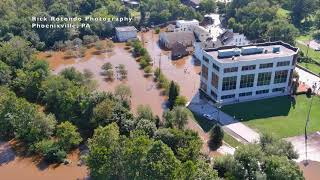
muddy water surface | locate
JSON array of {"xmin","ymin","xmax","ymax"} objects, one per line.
[{"xmin": 0, "ymin": 141, "xmax": 88, "ymax": 180}]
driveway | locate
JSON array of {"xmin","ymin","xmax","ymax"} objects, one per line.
[
  {"xmin": 188, "ymin": 93, "xmax": 260, "ymax": 143},
  {"xmin": 295, "ymin": 67, "xmax": 320, "ymax": 90},
  {"xmin": 286, "ymin": 132, "xmax": 320, "ymax": 163}
]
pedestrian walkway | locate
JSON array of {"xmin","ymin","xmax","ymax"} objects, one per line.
[
  {"xmin": 188, "ymin": 93, "xmax": 260, "ymax": 143},
  {"xmin": 295, "ymin": 67, "xmax": 320, "ymax": 94}
]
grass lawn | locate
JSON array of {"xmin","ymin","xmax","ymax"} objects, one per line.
[
  {"xmin": 296, "ymin": 42, "xmax": 320, "ymax": 62},
  {"xmin": 222, "ymin": 95, "xmax": 320, "ymax": 138},
  {"xmin": 298, "ymin": 62, "xmax": 320, "ymax": 74},
  {"xmin": 188, "ymin": 110, "xmax": 243, "ymax": 148},
  {"xmin": 188, "ymin": 110, "xmax": 216, "ymax": 132},
  {"xmin": 224, "ymin": 133, "xmax": 242, "ymax": 148},
  {"xmin": 296, "ymin": 34, "xmax": 313, "ymax": 42}
]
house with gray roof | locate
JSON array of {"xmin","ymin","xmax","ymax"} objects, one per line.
[
  {"xmin": 115, "ymin": 26, "xmax": 138, "ymax": 42},
  {"xmin": 159, "ymin": 31, "xmax": 196, "ymax": 50}
]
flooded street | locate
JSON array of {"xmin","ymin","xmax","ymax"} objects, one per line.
[
  {"xmin": 141, "ymin": 31, "xmax": 201, "ymax": 101},
  {"xmin": 0, "ymin": 141, "xmax": 88, "ymax": 180}
]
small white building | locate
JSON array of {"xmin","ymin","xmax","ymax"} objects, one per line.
[
  {"xmin": 175, "ymin": 19, "xmax": 199, "ymax": 32},
  {"xmin": 218, "ymin": 29, "xmax": 250, "ymax": 46},
  {"xmin": 204, "ymin": 14, "xmax": 221, "ymax": 27},
  {"xmin": 198, "ymin": 42, "xmax": 299, "ymax": 104},
  {"xmin": 115, "ymin": 26, "xmax": 137, "ymax": 42}
]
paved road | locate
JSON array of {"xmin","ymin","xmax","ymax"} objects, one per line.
[
  {"xmin": 286, "ymin": 132, "xmax": 320, "ymax": 163},
  {"xmin": 188, "ymin": 93, "xmax": 260, "ymax": 143},
  {"xmin": 295, "ymin": 67, "xmax": 320, "ymax": 90}
]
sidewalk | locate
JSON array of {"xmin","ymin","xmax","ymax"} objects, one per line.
[{"xmin": 188, "ymin": 94, "xmax": 260, "ymax": 143}]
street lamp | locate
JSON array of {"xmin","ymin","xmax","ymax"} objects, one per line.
[
  {"xmin": 215, "ymin": 100, "xmax": 223, "ymax": 123},
  {"xmin": 304, "ymin": 81, "xmax": 320, "ymax": 165}
]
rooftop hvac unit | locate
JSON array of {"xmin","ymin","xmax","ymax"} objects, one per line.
[
  {"xmin": 241, "ymin": 46, "xmax": 264, "ymax": 55},
  {"xmin": 218, "ymin": 49, "xmax": 241, "ymax": 58},
  {"xmin": 273, "ymin": 46, "xmax": 280, "ymax": 53}
]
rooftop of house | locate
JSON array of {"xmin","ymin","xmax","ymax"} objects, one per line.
[
  {"xmin": 160, "ymin": 31, "xmax": 195, "ymax": 47},
  {"xmin": 204, "ymin": 41, "xmax": 298, "ymax": 63},
  {"xmin": 115, "ymin": 26, "xmax": 137, "ymax": 32}
]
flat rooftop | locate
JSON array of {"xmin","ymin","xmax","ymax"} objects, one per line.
[
  {"xmin": 205, "ymin": 41, "xmax": 298, "ymax": 63},
  {"xmin": 115, "ymin": 26, "xmax": 137, "ymax": 32}
]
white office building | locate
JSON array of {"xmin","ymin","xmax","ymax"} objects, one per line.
[
  {"xmin": 115, "ymin": 26, "xmax": 137, "ymax": 42},
  {"xmin": 198, "ymin": 42, "xmax": 299, "ymax": 104}
]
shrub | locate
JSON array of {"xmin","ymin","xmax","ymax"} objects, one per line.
[
  {"xmin": 35, "ymin": 139, "xmax": 67, "ymax": 163},
  {"xmin": 102, "ymin": 62, "xmax": 113, "ymax": 70},
  {"xmin": 155, "ymin": 27, "xmax": 160, "ymax": 34},
  {"xmin": 209, "ymin": 125, "xmax": 224, "ymax": 150},
  {"xmin": 144, "ymin": 66, "xmax": 153, "ymax": 74},
  {"xmin": 174, "ymin": 96, "xmax": 188, "ymax": 107}
]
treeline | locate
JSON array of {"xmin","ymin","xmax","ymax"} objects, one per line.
[
  {"xmin": 226, "ymin": 0, "xmax": 299, "ymax": 45},
  {"xmin": 0, "ymin": 0, "xmax": 202, "ymax": 50}
]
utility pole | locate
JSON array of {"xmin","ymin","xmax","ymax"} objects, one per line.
[
  {"xmin": 159, "ymin": 53, "xmax": 162, "ymax": 74},
  {"xmin": 304, "ymin": 82, "xmax": 319, "ymax": 165}
]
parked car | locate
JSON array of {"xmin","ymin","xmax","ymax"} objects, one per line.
[
  {"xmin": 315, "ymin": 47, "xmax": 320, "ymax": 51},
  {"xmin": 203, "ymin": 113, "xmax": 215, "ymax": 120}
]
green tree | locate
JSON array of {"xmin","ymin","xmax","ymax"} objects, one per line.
[
  {"xmin": 86, "ymin": 123, "xmax": 123, "ymax": 179},
  {"xmin": 56, "ymin": 121, "xmax": 82, "ymax": 151},
  {"xmin": 199, "ymin": 0, "xmax": 217, "ymax": 14},
  {"xmin": 136, "ymin": 104, "xmax": 154, "ymax": 121},
  {"xmin": 213, "ymin": 154, "xmax": 246, "ymax": 179},
  {"xmin": 168, "ymin": 81, "xmax": 180, "ymax": 109},
  {"xmin": 123, "ymin": 135, "xmax": 153, "ymax": 179},
  {"xmin": 179, "ymin": 160, "xmax": 219, "ymax": 180},
  {"xmin": 0, "ymin": 36, "xmax": 33, "ymax": 69},
  {"xmin": 265, "ymin": 20, "xmax": 298, "ymax": 45},
  {"xmin": 91, "ymin": 99, "xmax": 116, "ymax": 127},
  {"xmin": 60, "ymin": 67, "xmax": 85, "ymax": 85},
  {"xmin": 141, "ymin": 141, "xmax": 181, "ymax": 180},
  {"xmin": 155, "ymin": 128, "xmax": 202, "ymax": 162},
  {"xmin": 174, "ymin": 96, "xmax": 188, "ymax": 107},
  {"xmin": 208, "ymin": 124, "xmax": 224, "ymax": 150},
  {"xmin": 234, "ymin": 144, "xmax": 264, "ymax": 180},
  {"xmin": 114, "ymin": 84, "xmax": 132, "ymax": 101},
  {"xmin": 34, "ymin": 139, "xmax": 67, "ymax": 163},
  {"xmin": 135, "ymin": 119, "xmax": 157, "ymax": 137},
  {"xmin": 264, "ymin": 156, "xmax": 304, "ymax": 180},
  {"xmin": 0, "ymin": 60, "xmax": 11, "ymax": 85}
]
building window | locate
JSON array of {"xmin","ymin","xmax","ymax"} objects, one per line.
[
  {"xmin": 211, "ymin": 72, "xmax": 219, "ymax": 88},
  {"xmin": 222, "ymin": 76, "xmax": 237, "ymax": 91},
  {"xmin": 240, "ymin": 74, "xmax": 255, "ymax": 88},
  {"xmin": 202, "ymin": 65, "xmax": 208, "ymax": 80},
  {"xmin": 259, "ymin": 63, "xmax": 273, "ymax": 69},
  {"xmin": 272, "ymin": 87, "xmax": 285, "ymax": 92},
  {"xmin": 277, "ymin": 61, "xmax": 290, "ymax": 67},
  {"xmin": 221, "ymin": 94, "xmax": 235, "ymax": 99},
  {"xmin": 203, "ymin": 56, "xmax": 210, "ymax": 63},
  {"xmin": 257, "ymin": 72, "xmax": 272, "ymax": 86},
  {"xmin": 239, "ymin": 92, "xmax": 252, "ymax": 97},
  {"xmin": 224, "ymin": 67, "xmax": 238, "ymax": 73},
  {"xmin": 256, "ymin": 89, "xmax": 269, "ymax": 95},
  {"xmin": 242, "ymin": 65, "xmax": 256, "ymax": 71},
  {"xmin": 212, "ymin": 63, "xmax": 220, "ymax": 72},
  {"xmin": 274, "ymin": 70, "xmax": 288, "ymax": 84},
  {"xmin": 200, "ymin": 81, "xmax": 207, "ymax": 92},
  {"xmin": 211, "ymin": 90, "xmax": 217, "ymax": 99}
]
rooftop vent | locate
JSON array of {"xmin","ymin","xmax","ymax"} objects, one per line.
[
  {"xmin": 241, "ymin": 46, "xmax": 264, "ymax": 55},
  {"xmin": 218, "ymin": 49, "xmax": 241, "ymax": 58},
  {"xmin": 273, "ymin": 46, "xmax": 280, "ymax": 53}
]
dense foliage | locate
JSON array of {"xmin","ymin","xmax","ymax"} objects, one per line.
[{"xmin": 213, "ymin": 133, "xmax": 303, "ymax": 180}]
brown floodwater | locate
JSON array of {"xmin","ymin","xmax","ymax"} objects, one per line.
[
  {"xmin": 51, "ymin": 43, "xmax": 167, "ymax": 117},
  {"xmin": 0, "ymin": 141, "xmax": 88, "ymax": 180},
  {"xmin": 299, "ymin": 160, "xmax": 320, "ymax": 180},
  {"xmin": 140, "ymin": 31, "xmax": 201, "ymax": 101},
  {"xmin": 0, "ymin": 33, "xmax": 213, "ymax": 180}
]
